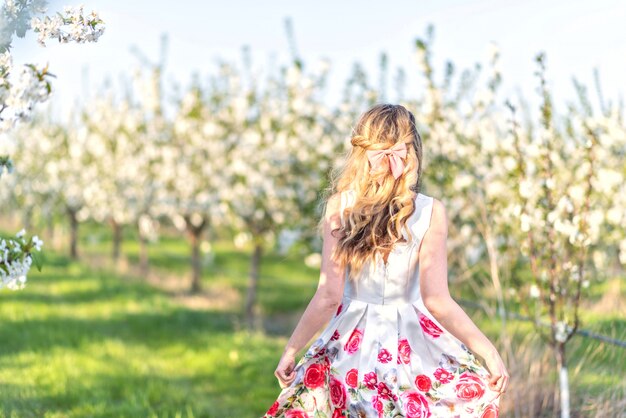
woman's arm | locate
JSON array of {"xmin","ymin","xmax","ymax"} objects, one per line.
[
  {"xmin": 418, "ymin": 199, "xmax": 497, "ymax": 358},
  {"xmin": 419, "ymin": 198, "xmax": 509, "ymax": 393},
  {"xmin": 274, "ymin": 193, "xmax": 346, "ymax": 387},
  {"xmin": 283, "ymin": 192, "xmax": 346, "ymax": 357}
]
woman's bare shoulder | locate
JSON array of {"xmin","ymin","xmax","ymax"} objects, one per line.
[
  {"xmin": 429, "ymin": 197, "xmax": 448, "ymax": 235},
  {"xmin": 324, "ymin": 191, "xmax": 343, "ymax": 220}
]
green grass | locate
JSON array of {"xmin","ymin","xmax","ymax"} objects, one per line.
[
  {"xmin": 0, "ymin": 250, "xmax": 285, "ymax": 417},
  {"xmin": 1, "ymin": 222, "xmax": 625, "ymax": 417}
]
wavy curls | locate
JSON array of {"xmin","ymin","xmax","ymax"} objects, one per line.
[{"xmin": 317, "ymin": 103, "xmax": 424, "ymax": 281}]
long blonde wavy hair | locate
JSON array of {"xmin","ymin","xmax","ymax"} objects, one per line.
[{"xmin": 318, "ymin": 103, "xmax": 424, "ymax": 281}]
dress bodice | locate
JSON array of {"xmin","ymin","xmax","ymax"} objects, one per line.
[{"xmin": 339, "ymin": 189, "xmax": 434, "ymax": 306}]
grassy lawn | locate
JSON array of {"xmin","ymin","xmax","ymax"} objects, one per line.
[
  {"xmin": 0, "ymin": 249, "xmax": 285, "ymax": 417},
  {"xmin": 1, "ymin": 223, "xmax": 624, "ymax": 417}
]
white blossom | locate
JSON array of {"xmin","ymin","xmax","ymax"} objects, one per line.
[
  {"xmin": 529, "ymin": 284, "xmax": 540, "ymax": 298},
  {"xmin": 554, "ymin": 321, "xmax": 570, "ymax": 343},
  {"xmin": 30, "ymin": 5, "xmax": 105, "ymax": 47}
]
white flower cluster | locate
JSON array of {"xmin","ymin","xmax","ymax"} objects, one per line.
[
  {"xmin": 5, "ymin": 0, "xmax": 47, "ymax": 15},
  {"xmin": 0, "ymin": 2, "xmax": 105, "ymax": 137},
  {"xmin": 0, "ymin": 228, "xmax": 43, "ymax": 291},
  {"xmin": 30, "ymin": 4, "xmax": 105, "ymax": 46},
  {"xmin": 0, "ymin": 51, "xmax": 53, "ymax": 133}
]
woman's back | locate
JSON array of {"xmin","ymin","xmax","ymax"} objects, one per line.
[{"xmin": 340, "ymin": 189, "xmax": 434, "ymax": 306}]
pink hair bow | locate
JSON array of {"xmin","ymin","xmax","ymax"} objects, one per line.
[{"xmin": 366, "ymin": 142, "xmax": 407, "ymax": 184}]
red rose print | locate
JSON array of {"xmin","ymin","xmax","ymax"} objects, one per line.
[
  {"xmin": 398, "ymin": 338, "xmax": 411, "ymax": 364},
  {"xmin": 481, "ymin": 404, "xmax": 499, "ymax": 418},
  {"xmin": 343, "ymin": 328, "xmax": 364, "ymax": 354},
  {"xmin": 401, "ymin": 391, "xmax": 431, "ymax": 418},
  {"xmin": 345, "ymin": 368, "xmax": 358, "ymax": 388},
  {"xmin": 336, "ymin": 303, "xmax": 343, "ymax": 316},
  {"xmin": 316, "ymin": 356, "xmax": 331, "ymax": 373},
  {"xmin": 415, "ymin": 374, "xmax": 432, "ymax": 392},
  {"xmin": 455, "ymin": 371, "xmax": 486, "ymax": 401},
  {"xmin": 377, "ymin": 382, "xmax": 393, "ymax": 400},
  {"xmin": 266, "ymin": 401, "xmax": 279, "ymax": 416},
  {"xmin": 329, "ymin": 376, "xmax": 347, "ymax": 408},
  {"xmin": 433, "ymin": 367, "xmax": 454, "ymax": 384},
  {"xmin": 377, "ymin": 348, "xmax": 393, "ymax": 363},
  {"xmin": 330, "ymin": 330, "xmax": 340, "ymax": 341},
  {"xmin": 363, "ymin": 371, "xmax": 378, "ymax": 390},
  {"xmin": 285, "ymin": 409, "xmax": 310, "ymax": 418},
  {"xmin": 418, "ymin": 312, "xmax": 443, "ymax": 338},
  {"xmin": 372, "ymin": 395, "xmax": 384, "ymax": 414},
  {"xmin": 303, "ymin": 363, "xmax": 326, "ymax": 389},
  {"xmin": 332, "ymin": 409, "xmax": 343, "ymax": 418}
]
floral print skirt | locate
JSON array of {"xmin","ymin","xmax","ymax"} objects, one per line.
[{"xmin": 262, "ymin": 296, "xmax": 501, "ymax": 418}]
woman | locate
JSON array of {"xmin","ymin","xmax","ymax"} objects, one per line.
[{"xmin": 263, "ymin": 104, "xmax": 508, "ymax": 418}]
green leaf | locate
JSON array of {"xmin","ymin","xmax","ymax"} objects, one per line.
[{"xmin": 31, "ymin": 251, "xmax": 43, "ymax": 272}]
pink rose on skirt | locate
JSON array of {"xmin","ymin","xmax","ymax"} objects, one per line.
[
  {"xmin": 303, "ymin": 363, "xmax": 326, "ymax": 389},
  {"xmin": 481, "ymin": 404, "xmax": 499, "ymax": 418},
  {"xmin": 266, "ymin": 401, "xmax": 279, "ymax": 416},
  {"xmin": 433, "ymin": 367, "xmax": 454, "ymax": 384},
  {"xmin": 345, "ymin": 368, "xmax": 358, "ymax": 388},
  {"xmin": 363, "ymin": 371, "xmax": 377, "ymax": 390},
  {"xmin": 285, "ymin": 409, "xmax": 310, "ymax": 418},
  {"xmin": 343, "ymin": 328, "xmax": 364, "ymax": 354},
  {"xmin": 377, "ymin": 348, "xmax": 393, "ymax": 363},
  {"xmin": 372, "ymin": 395, "xmax": 384, "ymax": 414},
  {"xmin": 418, "ymin": 312, "xmax": 443, "ymax": 338},
  {"xmin": 414, "ymin": 374, "xmax": 432, "ymax": 392},
  {"xmin": 329, "ymin": 376, "xmax": 347, "ymax": 408},
  {"xmin": 377, "ymin": 382, "xmax": 393, "ymax": 400},
  {"xmin": 455, "ymin": 371, "xmax": 486, "ymax": 401},
  {"xmin": 398, "ymin": 338, "xmax": 411, "ymax": 364},
  {"xmin": 401, "ymin": 391, "xmax": 431, "ymax": 418}
]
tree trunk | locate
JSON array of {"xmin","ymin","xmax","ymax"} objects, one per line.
[
  {"xmin": 245, "ymin": 242, "xmax": 263, "ymax": 330},
  {"xmin": 67, "ymin": 207, "xmax": 79, "ymax": 260},
  {"xmin": 185, "ymin": 216, "xmax": 207, "ymax": 294},
  {"xmin": 138, "ymin": 229, "xmax": 149, "ymax": 276},
  {"xmin": 189, "ymin": 229, "xmax": 202, "ymax": 293},
  {"xmin": 111, "ymin": 219, "xmax": 122, "ymax": 261},
  {"xmin": 555, "ymin": 343, "xmax": 570, "ymax": 418}
]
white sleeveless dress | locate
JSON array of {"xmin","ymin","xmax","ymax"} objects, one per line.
[{"xmin": 263, "ymin": 190, "xmax": 501, "ymax": 418}]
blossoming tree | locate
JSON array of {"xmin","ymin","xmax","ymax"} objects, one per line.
[
  {"xmin": 0, "ymin": 0, "xmax": 104, "ymax": 288},
  {"xmin": 504, "ymin": 53, "xmax": 626, "ymax": 418}
]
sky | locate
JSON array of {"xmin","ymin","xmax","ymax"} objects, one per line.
[{"xmin": 10, "ymin": 0, "xmax": 626, "ymax": 121}]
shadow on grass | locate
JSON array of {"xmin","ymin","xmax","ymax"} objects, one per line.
[{"xmin": 0, "ymin": 304, "xmax": 239, "ymax": 356}]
